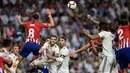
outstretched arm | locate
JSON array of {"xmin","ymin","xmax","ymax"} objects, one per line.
[
  {"xmin": 15, "ymin": 15, "xmax": 24, "ymax": 25},
  {"xmin": 82, "ymin": 29, "xmax": 100, "ymax": 40},
  {"xmin": 43, "ymin": 9, "xmax": 55, "ymax": 27},
  {"xmin": 87, "ymin": 15, "xmax": 100, "ymax": 26},
  {"xmin": 90, "ymin": 40, "xmax": 98, "ymax": 56},
  {"xmin": 69, "ymin": 43, "xmax": 91, "ymax": 57}
]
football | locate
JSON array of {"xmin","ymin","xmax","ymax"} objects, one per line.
[{"xmin": 67, "ymin": 1, "xmax": 77, "ymax": 9}]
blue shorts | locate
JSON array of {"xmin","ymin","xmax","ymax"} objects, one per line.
[
  {"xmin": 116, "ymin": 47, "xmax": 130, "ymax": 69},
  {"xmin": 20, "ymin": 42, "xmax": 40, "ymax": 58}
]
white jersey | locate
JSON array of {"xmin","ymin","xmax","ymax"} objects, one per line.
[
  {"xmin": 98, "ymin": 31, "xmax": 115, "ymax": 57},
  {"xmin": 8, "ymin": 53, "xmax": 19, "ymax": 73},
  {"xmin": 41, "ymin": 43, "xmax": 59, "ymax": 73},
  {"xmin": 58, "ymin": 46, "xmax": 69, "ymax": 73},
  {"xmin": 98, "ymin": 31, "xmax": 118, "ymax": 73},
  {"xmin": 41, "ymin": 42, "xmax": 60, "ymax": 58}
]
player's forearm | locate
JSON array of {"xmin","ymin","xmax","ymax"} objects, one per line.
[
  {"xmin": 48, "ymin": 15, "xmax": 55, "ymax": 27},
  {"xmin": 4, "ymin": 64, "xmax": 13, "ymax": 73},
  {"xmin": 75, "ymin": 17, "xmax": 84, "ymax": 30},
  {"xmin": 46, "ymin": 59, "xmax": 55, "ymax": 63},
  {"xmin": 75, "ymin": 44, "xmax": 90, "ymax": 53},
  {"xmin": 87, "ymin": 15, "xmax": 99, "ymax": 26},
  {"xmin": 91, "ymin": 19, "xmax": 100, "ymax": 26},
  {"xmin": 91, "ymin": 41, "xmax": 98, "ymax": 56},
  {"xmin": 84, "ymin": 33, "xmax": 94, "ymax": 40},
  {"xmin": 17, "ymin": 18, "xmax": 24, "ymax": 25}
]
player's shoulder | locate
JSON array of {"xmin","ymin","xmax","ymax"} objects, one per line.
[
  {"xmin": 25, "ymin": 21, "xmax": 32, "ymax": 24},
  {"xmin": 54, "ymin": 44, "xmax": 60, "ymax": 49}
]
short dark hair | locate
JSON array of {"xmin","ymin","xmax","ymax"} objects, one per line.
[
  {"xmin": 60, "ymin": 37, "xmax": 66, "ymax": 41},
  {"xmin": 32, "ymin": 14, "xmax": 39, "ymax": 20},
  {"xmin": 120, "ymin": 19, "xmax": 128, "ymax": 26},
  {"xmin": 46, "ymin": 36, "xmax": 50, "ymax": 40},
  {"xmin": 50, "ymin": 35, "xmax": 57, "ymax": 39},
  {"xmin": 99, "ymin": 21, "xmax": 108, "ymax": 31},
  {"xmin": 121, "ymin": 13, "xmax": 127, "ymax": 19},
  {"xmin": 2, "ymin": 39, "xmax": 12, "ymax": 47}
]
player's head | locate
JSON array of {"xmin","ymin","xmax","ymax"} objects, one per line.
[
  {"xmin": 59, "ymin": 37, "xmax": 66, "ymax": 47},
  {"xmin": 12, "ymin": 44, "xmax": 20, "ymax": 55},
  {"xmin": 2, "ymin": 39, "xmax": 12, "ymax": 50},
  {"xmin": 99, "ymin": 21, "xmax": 108, "ymax": 31},
  {"xmin": 120, "ymin": 19, "xmax": 128, "ymax": 26},
  {"xmin": 45, "ymin": 36, "xmax": 51, "ymax": 43},
  {"xmin": 32, "ymin": 14, "xmax": 39, "ymax": 20},
  {"xmin": 50, "ymin": 35, "xmax": 57, "ymax": 45}
]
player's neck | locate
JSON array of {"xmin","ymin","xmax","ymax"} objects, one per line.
[
  {"xmin": 14, "ymin": 53, "xmax": 19, "ymax": 56},
  {"xmin": 61, "ymin": 45, "xmax": 66, "ymax": 49},
  {"xmin": 50, "ymin": 44, "xmax": 55, "ymax": 47}
]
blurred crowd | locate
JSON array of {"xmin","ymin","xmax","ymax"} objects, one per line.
[{"xmin": 0, "ymin": 0, "xmax": 130, "ymax": 73}]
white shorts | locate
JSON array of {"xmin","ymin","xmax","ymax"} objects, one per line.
[{"xmin": 98, "ymin": 56, "xmax": 118, "ymax": 73}]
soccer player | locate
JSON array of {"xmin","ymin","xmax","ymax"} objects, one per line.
[
  {"xmin": 114, "ymin": 19, "xmax": 130, "ymax": 73},
  {"xmin": 15, "ymin": 9, "xmax": 55, "ymax": 63},
  {"xmin": 30, "ymin": 35, "xmax": 59, "ymax": 73},
  {"xmin": 8, "ymin": 44, "xmax": 20, "ymax": 73},
  {"xmin": 47, "ymin": 37, "xmax": 70, "ymax": 73},
  {"xmin": 0, "ymin": 57, "xmax": 12, "ymax": 73},
  {"xmin": 69, "ymin": 38, "xmax": 102, "ymax": 57},
  {"xmin": 0, "ymin": 39, "xmax": 14, "ymax": 73},
  {"xmin": 83, "ymin": 21, "xmax": 118, "ymax": 73},
  {"xmin": 69, "ymin": 12, "xmax": 102, "ymax": 57}
]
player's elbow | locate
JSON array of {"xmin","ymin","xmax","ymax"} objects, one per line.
[{"xmin": 56, "ymin": 57, "xmax": 64, "ymax": 62}]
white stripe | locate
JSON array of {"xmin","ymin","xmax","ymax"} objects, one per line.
[
  {"xmin": 123, "ymin": 39, "xmax": 125, "ymax": 48},
  {"xmin": 127, "ymin": 38, "xmax": 129, "ymax": 48}
]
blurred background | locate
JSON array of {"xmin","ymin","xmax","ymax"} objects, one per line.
[{"xmin": 0, "ymin": 0, "xmax": 130, "ymax": 73}]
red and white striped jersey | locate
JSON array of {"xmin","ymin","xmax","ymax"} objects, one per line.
[
  {"xmin": 23, "ymin": 20, "xmax": 49, "ymax": 44},
  {"xmin": 115, "ymin": 24, "xmax": 130, "ymax": 49}
]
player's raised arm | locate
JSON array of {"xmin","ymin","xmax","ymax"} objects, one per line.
[
  {"xmin": 43, "ymin": 9, "xmax": 55, "ymax": 27},
  {"xmin": 69, "ymin": 43, "xmax": 91, "ymax": 57},
  {"xmin": 87, "ymin": 15, "xmax": 100, "ymax": 26},
  {"xmin": 15, "ymin": 15, "xmax": 24, "ymax": 25},
  {"xmin": 82, "ymin": 29, "xmax": 100, "ymax": 40},
  {"xmin": 90, "ymin": 40, "xmax": 98, "ymax": 56}
]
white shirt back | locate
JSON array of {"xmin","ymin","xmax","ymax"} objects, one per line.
[{"xmin": 98, "ymin": 31, "xmax": 115, "ymax": 56}]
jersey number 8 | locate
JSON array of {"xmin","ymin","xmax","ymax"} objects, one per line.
[
  {"xmin": 29, "ymin": 28, "xmax": 34, "ymax": 38},
  {"xmin": 118, "ymin": 29, "xmax": 124, "ymax": 40}
]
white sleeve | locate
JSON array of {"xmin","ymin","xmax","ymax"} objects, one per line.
[
  {"xmin": 41, "ymin": 42, "xmax": 49, "ymax": 49},
  {"xmin": 98, "ymin": 31, "xmax": 105, "ymax": 38},
  {"xmin": 56, "ymin": 49, "xmax": 69, "ymax": 62},
  {"xmin": 60, "ymin": 49, "xmax": 69, "ymax": 57}
]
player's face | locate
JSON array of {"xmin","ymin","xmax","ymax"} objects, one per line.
[
  {"xmin": 13, "ymin": 46, "xmax": 19, "ymax": 55},
  {"xmin": 46, "ymin": 38, "xmax": 50, "ymax": 43},
  {"xmin": 50, "ymin": 37, "xmax": 57, "ymax": 45},
  {"xmin": 59, "ymin": 38, "xmax": 65, "ymax": 47}
]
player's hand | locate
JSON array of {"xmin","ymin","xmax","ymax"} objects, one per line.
[
  {"xmin": 46, "ymin": 9, "xmax": 51, "ymax": 15},
  {"xmin": 15, "ymin": 15, "xmax": 21, "ymax": 19},
  {"xmin": 69, "ymin": 52, "xmax": 76, "ymax": 57},
  {"xmin": 87, "ymin": 15, "xmax": 91, "ymax": 20},
  {"xmin": 82, "ymin": 29, "xmax": 90, "ymax": 34}
]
